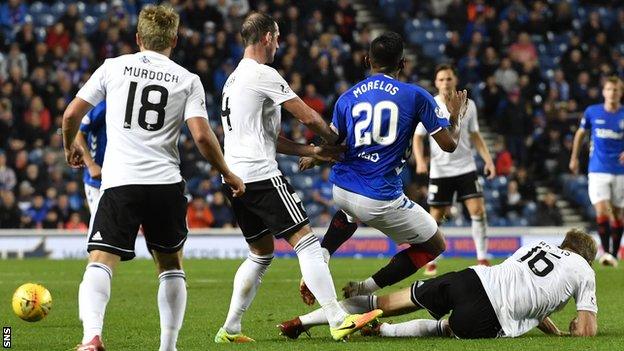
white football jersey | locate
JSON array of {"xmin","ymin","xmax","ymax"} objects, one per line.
[
  {"xmin": 415, "ymin": 96, "xmax": 478, "ymax": 178},
  {"xmin": 472, "ymin": 242, "xmax": 598, "ymax": 337},
  {"xmin": 77, "ymin": 50, "xmax": 208, "ymax": 190},
  {"xmin": 221, "ymin": 58, "xmax": 297, "ymax": 183}
]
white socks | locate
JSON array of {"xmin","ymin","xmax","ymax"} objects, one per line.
[
  {"xmin": 295, "ymin": 233, "xmax": 347, "ymax": 328},
  {"xmin": 299, "ymin": 295, "xmax": 377, "ymax": 327},
  {"xmin": 380, "ymin": 319, "xmax": 447, "ymax": 337},
  {"xmin": 158, "ymin": 270, "xmax": 187, "ymax": 351},
  {"xmin": 471, "ymin": 216, "xmax": 488, "ymax": 260},
  {"xmin": 361, "ymin": 277, "xmax": 381, "ymax": 294},
  {"xmin": 79, "ymin": 262, "xmax": 112, "ymax": 344},
  {"xmin": 223, "ymin": 252, "xmax": 273, "ymax": 334}
]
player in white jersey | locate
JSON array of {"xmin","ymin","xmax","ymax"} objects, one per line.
[
  {"xmin": 414, "ymin": 64, "xmax": 496, "ymax": 275},
  {"xmin": 62, "ymin": 5, "xmax": 244, "ymax": 351},
  {"xmin": 214, "ymin": 12, "xmax": 381, "ymax": 343},
  {"xmin": 280, "ymin": 229, "xmax": 598, "ymax": 339}
]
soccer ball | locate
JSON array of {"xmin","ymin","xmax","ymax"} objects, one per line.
[{"xmin": 11, "ymin": 283, "xmax": 52, "ymax": 322}]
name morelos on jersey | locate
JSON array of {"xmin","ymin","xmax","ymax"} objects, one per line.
[
  {"xmin": 330, "ymin": 74, "xmax": 450, "ymax": 201},
  {"xmin": 580, "ymin": 104, "xmax": 624, "ymax": 174}
]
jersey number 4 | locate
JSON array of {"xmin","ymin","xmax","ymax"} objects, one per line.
[
  {"xmin": 352, "ymin": 101, "xmax": 399, "ymax": 147},
  {"xmin": 124, "ymin": 81, "xmax": 169, "ymax": 131}
]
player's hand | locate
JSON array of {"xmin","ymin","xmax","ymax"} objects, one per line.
[
  {"xmin": 416, "ymin": 162, "xmax": 428, "ymax": 175},
  {"xmin": 484, "ymin": 161, "xmax": 496, "ymax": 179},
  {"xmin": 569, "ymin": 158, "xmax": 579, "ymax": 175},
  {"xmin": 223, "ymin": 172, "xmax": 246, "ymax": 197},
  {"xmin": 299, "ymin": 156, "xmax": 319, "ymax": 171},
  {"xmin": 88, "ymin": 164, "xmax": 102, "ymax": 179},
  {"xmin": 446, "ymin": 89, "xmax": 468, "ymax": 123},
  {"xmin": 568, "ymin": 317, "xmax": 578, "ymax": 335},
  {"xmin": 619, "ymin": 151, "xmax": 624, "ymax": 165},
  {"xmin": 64, "ymin": 143, "xmax": 85, "ymax": 168},
  {"xmin": 312, "ymin": 144, "xmax": 346, "ymax": 163}
]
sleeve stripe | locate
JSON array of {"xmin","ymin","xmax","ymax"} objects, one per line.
[{"xmin": 429, "ymin": 127, "xmax": 443, "ymax": 136}]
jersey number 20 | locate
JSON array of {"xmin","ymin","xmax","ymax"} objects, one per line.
[
  {"xmin": 124, "ymin": 81, "xmax": 169, "ymax": 131},
  {"xmin": 352, "ymin": 101, "xmax": 399, "ymax": 147}
]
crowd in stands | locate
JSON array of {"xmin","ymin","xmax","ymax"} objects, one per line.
[{"xmin": 0, "ymin": 0, "xmax": 620, "ymax": 229}]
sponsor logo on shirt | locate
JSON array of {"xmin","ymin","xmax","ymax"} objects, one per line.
[{"xmin": 595, "ymin": 128, "xmax": 624, "ymax": 139}]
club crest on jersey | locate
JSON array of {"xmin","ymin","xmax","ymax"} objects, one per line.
[
  {"xmin": 140, "ymin": 55, "xmax": 150, "ymax": 64},
  {"xmin": 435, "ymin": 106, "xmax": 444, "ymax": 118}
]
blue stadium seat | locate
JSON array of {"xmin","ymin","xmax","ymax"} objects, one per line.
[
  {"xmin": 278, "ymin": 159, "xmax": 299, "ymax": 176},
  {"xmin": 422, "ymin": 42, "xmax": 444, "ymax": 58},
  {"xmin": 50, "ymin": 2, "xmax": 67, "ymax": 17},
  {"xmin": 291, "ymin": 175, "xmax": 314, "ymax": 189},
  {"xmin": 36, "ymin": 14, "xmax": 56, "ymax": 28},
  {"xmin": 29, "ymin": 2, "xmax": 49, "ymax": 15}
]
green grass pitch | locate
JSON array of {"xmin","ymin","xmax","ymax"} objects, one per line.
[{"xmin": 0, "ymin": 258, "xmax": 622, "ymax": 350}]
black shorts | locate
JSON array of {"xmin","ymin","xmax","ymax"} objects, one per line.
[
  {"xmin": 224, "ymin": 176, "xmax": 309, "ymax": 243},
  {"xmin": 88, "ymin": 181, "xmax": 188, "ymax": 261},
  {"xmin": 428, "ymin": 171, "xmax": 482, "ymax": 206},
  {"xmin": 410, "ymin": 268, "xmax": 503, "ymax": 339}
]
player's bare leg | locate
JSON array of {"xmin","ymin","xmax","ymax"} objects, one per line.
[
  {"xmin": 343, "ymin": 230, "xmax": 446, "ymax": 297},
  {"xmin": 77, "ymin": 250, "xmax": 120, "ymax": 350},
  {"xmin": 594, "ymin": 200, "xmax": 618, "ymax": 266},
  {"xmin": 287, "ymin": 225, "xmax": 382, "ymax": 340},
  {"xmin": 423, "ymin": 206, "xmax": 448, "ymax": 276},
  {"xmin": 464, "ymin": 197, "xmax": 490, "ymax": 265},
  {"xmin": 218, "ymin": 235, "xmax": 274, "ymax": 342},
  {"xmin": 153, "ymin": 250, "xmax": 186, "ymax": 351}
]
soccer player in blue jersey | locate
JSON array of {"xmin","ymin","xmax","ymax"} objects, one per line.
[
  {"xmin": 570, "ymin": 76, "xmax": 624, "ymax": 266},
  {"xmin": 290, "ymin": 32, "xmax": 467, "ymax": 315},
  {"xmin": 75, "ymin": 101, "xmax": 107, "ymax": 213}
]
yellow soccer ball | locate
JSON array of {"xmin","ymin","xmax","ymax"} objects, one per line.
[{"xmin": 12, "ymin": 283, "xmax": 52, "ymax": 322}]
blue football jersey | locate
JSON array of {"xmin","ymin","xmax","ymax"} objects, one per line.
[
  {"xmin": 330, "ymin": 74, "xmax": 449, "ymax": 200},
  {"xmin": 79, "ymin": 101, "xmax": 107, "ymax": 188},
  {"xmin": 580, "ymin": 104, "xmax": 624, "ymax": 174}
]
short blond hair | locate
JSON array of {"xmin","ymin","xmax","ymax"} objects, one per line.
[
  {"xmin": 560, "ymin": 228, "xmax": 597, "ymax": 264},
  {"xmin": 604, "ymin": 75, "xmax": 623, "ymax": 89},
  {"xmin": 137, "ymin": 5, "xmax": 179, "ymax": 51}
]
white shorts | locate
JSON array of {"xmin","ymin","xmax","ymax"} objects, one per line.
[
  {"xmin": 333, "ymin": 185, "xmax": 438, "ymax": 245},
  {"xmin": 84, "ymin": 183, "xmax": 101, "ymax": 214},
  {"xmin": 588, "ymin": 173, "xmax": 624, "ymax": 208}
]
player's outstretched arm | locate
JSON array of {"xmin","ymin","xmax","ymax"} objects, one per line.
[
  {"xmin": 430, "ymin": 90, "xmax": 467, "ymax": 153},
  {"xmin": 569, "ymin": 311, "xmax": 597, "ymax": 337},
  {"xmin": 186, "ymin": 117, "xmax": 245, "ymax": 197},
  {"xmin": 277, "ymin": 136, "xmax": 345, "ymax": 161},
  {"xmin": 470, "ymin": 132, "xmax": 496, "ymax": 179},
  {"xmin": 283, "ymin": 97, "xmax": 338, "ymax": 144},
  {"xmin": 62, "ymin": 98, "xmax": 94, "ymax": 168},
  {"xmin": 538, "ymin": 316, "xmax": 569, "ymax": 336},
  {"xmin": 569, "ymin": 128, "xmax": 586, "ymax": 174}
]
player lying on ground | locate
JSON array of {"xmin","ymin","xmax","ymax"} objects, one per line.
[
  {"xmin": 298, "ymin": 32, "xmax": 468, "ymax": 305},
  {"xmin": 280, "ymin": 229, "xmax": 598, "ymax": 339}
]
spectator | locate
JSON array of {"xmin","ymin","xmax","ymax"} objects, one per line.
[
  {"xmin": 535, "ymin": 192, "xmax": 563, "ymax": 226},
  {"xmin": 187, "ymin": 197, "xmax": 214, "ymax": 228},
  {"xmin": 0, "ymin": 151, "xmax": 16, "ymax": 191},
  {"xmin": 550, "ymin": 69, "xmax": 570, "ymax": 102},
  {"xmin": 42, "ymin": 209, "xmax": 62, "ymax": 229},
  {"xmin": 45, "ymin": 23, "xmax": 71, "ymax": 54},
  {"xmin": 0, "ymin": 0, "xmax": 27, "ymax": 35},
  {"xmin": 65, "ymin": 212, "xmax": 87, "ymax": 230},
  {"xmin": 0, "ymin": 190, "xmax": 20, "ymax": 228},
  {"xmin": 494, "ymin": 137, "xmax": 514, "ymax": 176},
  {"xmin": 210, "ymin": 191, "xmax": 234, "ymax": 228},
  {"xmin": 498, "ymin": 89, "xmax": 531, "ymax": 165},
  {"xmin": 494, "ymin": 57, "xmax": 518, "ymax": 93},
  {"xmin": 301, "ymin": 83, "xmax": 325, "ymax": 115},
  {"xmin": 500, "ymin": 180, "xmax": 524, "ymax": 218},
  {"xmin": 509, "ymin": 32, "xmax": 537, "ymax": 65},
  {"xmin": 24, "ymin": 194, "xmax": 48, "ymax": 227},
  {"xmin": 312, "ymin": 167, "xmax": 334, "ymax": 210}
]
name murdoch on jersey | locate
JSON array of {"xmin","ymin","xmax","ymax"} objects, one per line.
[{"xmin": 123, "ymin": 66, "xmax": 180, "ymax": 83}]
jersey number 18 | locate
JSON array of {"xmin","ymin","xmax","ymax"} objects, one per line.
[{"xmin": 124, "ymin": 81, "xmax": 169, "ymax": 131}]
